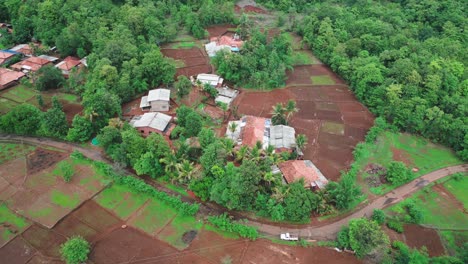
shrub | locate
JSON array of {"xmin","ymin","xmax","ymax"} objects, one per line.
[
  {"xmin": 336, "ymin": 226, "xmax": 350, "ymax": 249},
  {"xmin": 386, "ymin": 161, "xmax": 412, "ymax": 185},
  {"xmin": 58, "ymin": 161, "xmax": 74, "ymax": 183},
  {"xmin": 208, "ymin": 213, "xmax": 258, "ymax": 240},
  {"xmin": 405, "ymin": 202, "xmax": 423, "ymax": 224},
  {"xmin": 60, "ymin": 236, "xmax": 90, "ymax": 264},
  {"xmin": 387, "ymin": 220, "xmax": 403, "ymax": 233},
  {"xmin": 371, "ymin": 209, "xmax": 386, "ymax": 225}
]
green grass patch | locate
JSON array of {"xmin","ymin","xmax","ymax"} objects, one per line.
[
  {"xmin": 0, "ymin": 98, "xmax": 19, "ymax": 114},
  {"xmin": 443, "ymin": 175, "xmax": 468, "ymax": 209},
  {"xmin": 171, "ymin": 42, "xmax": 196, "ymax": 49},
  {"xmin": 156, "ymin": 179, "xmax": 189, "ymax": 197},
  {"xmin": 291, "ymin": 51, "xmax": 319, "ymax": 65},
  {"xmin": 321, "ymin": 122, "xmax": 345, "ymax": 135},
  {"xmin": 203, "ymin": 224, "xmax": 240, "ymax": 239},
  {"xmin": 173, "ymin": 34, "xmax": 197, "ymax": 42},
  {"xmin": 357, "ymin": 131, "xmax": 463, "ymax": 195},
  {"xmin": 0, "ymin": 204, "xmax": 30, "ymax": 243},
  {"xmin": 0, "ymin": 143, "xmax": 35, "ymax": 164},
  {"xmin": 158, "ymin": 214, "xmax": 203, "ymax": 250},
  {"xmin": 131, "ymin": 199, "xmax": 177, "ymax": 234},
  {"xmin": 95, "ymin": 184, "xmax": 150, "ymax": 219},
  {"xmin": 55, "ymin": 93, "xmax": 79, "ymax": 103},
  {"xmin": 440, "ymin": 230, "xmax": 468, "ymax": 255},
  {"xmin": 311, "ymin": 75, "xmax": 335, "ymax": 85},
  {"xmin": 318, "ymin": 196, "xmax": 367, "ymax": 221},
  {"xmin": 50, "ymin": 190, "xmax": 80, "ymax": 209},
  {"xmin": 28, "ymin": 207, "xmax": 52, "ymax": 218},
  {"xmin": 0, "ymin": 85, "xmax": 38, "ymax": 102},
  {"xmin": 386, "ymin": 189, "xmax": 467, "ymax": 229}
]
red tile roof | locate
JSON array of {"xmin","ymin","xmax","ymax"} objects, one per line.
[
  {"xmin": 279, "ymin": 160, "xmax": 328, "ymax": 189},
  {"xmin": 11, "ymin": 56, "xmax": 51, "ymax": 72},
  {"xmin": 241, "ymin": 116, "xmax": 265, "ymax": 147},
  {"xmin": 0, "ymin": 51, "xmax": 15, "ymax": 65},
  {"xmin": 56, "ymin": 56, "xmax": 81, "ymax": 71},
  {"xmin": 210, "ymin": 35, "xmax": 244, "ymax": 48},
  {"xmin": 0, "ymin": 68, "xmax": 25, "ymax": 88}
]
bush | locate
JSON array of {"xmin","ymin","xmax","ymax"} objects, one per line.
[
  {"xmin": 336, "ymin": 226, "xmax": 350, "ymax": 249},
  {"xmin": 372, "ymin": 209, "xmax": 386, "ymax": 225},
  {"xmin": 387, "ymin": 220, "xmax": 403, "ymax": 233},
  {"xmin": 386, "ymin": 161, "xmax": 412, "ymax": 185},
  {"xmin": 208, "ymin": 213, "xmax": 258, "ymax": 240},
  {"xmin": 58, "ymin": 161, "xmax": 74, "ymax": 182},
  {"xmin": 60, "ymin": 236, "xmax": 90, "ymax": 264},
  {"xmin": 404, "ymin": 202, "xmax": 423, "ymax": 224}
]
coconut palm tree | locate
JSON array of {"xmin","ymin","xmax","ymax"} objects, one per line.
[
  {"xmin": 159, "ymin": 154, "xmax": 178, "ymax": 177},
  {"xmin": 285, "ymin": 100, "xmax": 298, "ymax": 124},
  {"xmin": 271, "ymin": 103, "xmax": 286, "ymax": 125},
  {"xmin": 295, "ymin": 134, "xmax": 308, "ymax": 150},
  {"xmin": 174, "ymin": 160, "xmax": 195, "ymax": 183},
  {"xmin": 265, "ymin": 145, "xmax": 275, "ymax": 158},
  {"xmin": 236, "ymin": 145, "xmax": 249, "ymax": 162},
  {"xmin": 218, "ymin": 102, "xmax": 229, "ymax": 121},
  {"xmin": 228, "ymin": 122, "xmax": 238, "ymax": 140}
]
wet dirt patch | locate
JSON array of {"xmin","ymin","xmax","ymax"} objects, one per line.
[
  {"xmin": 404, "ymin": 224, "xmax": 445, "ymax": 257},
  {"xmin": 26, "ymin": 148, "xmax": 68, "ymax": 175}
]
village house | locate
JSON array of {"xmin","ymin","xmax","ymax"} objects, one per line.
[
  {"xmin": 196, "ymin": 73, "xmax": 224, "ymax": 87},
  {"xmin": 11, "ymin": 56, "xmax": 51, "ymax": 73},
  {"xmin": 55, "ymin": 56, "xmax": 82, "ymax": 77},
  {"xmin": 205, "ymin": 34, "xmax": 243, "ymax": 57},
  {"xmin": 37, "ymin": 54, "xmax": 59, "ymax": 63},
  {"xmin": 9, "ymin": 44, "xmax": 33, "ymax": 56},
  {"xmin": 226, "ymin": 115, "xmax": 297, "ymax": 151},
  {"xmin": 0, "ymin": 68, "xmax": 25, "ymax": 90},
  {"xmin": 140, "ymin": 88, "xmax": 171, "ymax": 112},
  {"xmin": 276, "ymin": 160, "xmax": 328, "ymax": 191},
  {"xmin": 130, "ymin": 112, "xmax": 173, "ymax": 137},
  {"xmin": 0, "ymin": 50, "xmax": 17, "ymax": 65},
  {"xmin": 215, "ymin": 86, "xmax": 239, "ymax": 107}
]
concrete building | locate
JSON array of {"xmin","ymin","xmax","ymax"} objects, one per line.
[
  {"xmin": 0, "ymin": 68, "xmax": 25, "ymax": 90},
  {"xmin": 215, "ymin": 86, "xmax": 239, "ymax": 107},
  {"xmin": 140, "ymin": 88, "xmax": 170, "ymax": 112},
  {"xmin": 130, "ymin": 112, "xmax": 172, "ymax": 137},
  {"xmin": 196, "ymin": 74, "xmax": 223, "ymax": 87},
  {"xmin": 226, "ymin": 115, "xmax": 297, "ymax": 151},
  {"xmin": 278, "ymin": 160, "xmax": 328, "ymax": 190},
  {"xmin": 205, "ymin": 41, "xmax": 231, "ymax": 57}
]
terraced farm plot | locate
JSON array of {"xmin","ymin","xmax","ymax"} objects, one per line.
[
  {"xmin": 129, "ymin": 199, "xmax": 177, "ymax": 235},
  {"xmin": 0, "ymin": 85, "xmax": 37, "ymax": 103},
  {"xmin": 311, "ymin": 75, "xmax": 336, "ymax": 85},
  {"xmin": 157, "ymin": 214, "xmax": 203, "ymax": 250},
  {"xmin": 0, "ymin": 143, "xmax": 35, "ymax": 165},
  {"xmin": 0, "ymin": 204, "xmax": 30, "ymax": 247}
]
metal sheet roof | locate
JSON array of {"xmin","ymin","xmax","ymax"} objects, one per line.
[
  {"xmin": 130, "ymin": 112, "xmax": 172, "ymax": 132},
  {"xmin": 139, "ymin": 96, "xmax": 150, "ymax": 108},
  {"xmin": 269, "ymin": 125, "xmax": 296, "ymax": 149},
  {"xmin": 147, "ymin": 88, "xmax": 170, "ymax": 102}
]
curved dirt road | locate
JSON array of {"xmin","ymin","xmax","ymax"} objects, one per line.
[{"xmin": 1, "ymin": 135, "xmax": 467, "ymax": 240}]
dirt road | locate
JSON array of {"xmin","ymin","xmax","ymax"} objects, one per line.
[{"xmin": 1, "ymin": 135, "xmax": 466, "ymax": 240}]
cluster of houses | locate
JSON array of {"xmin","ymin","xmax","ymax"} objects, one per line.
[
  {"xmin": 227, "ymin": 115, "xmax": 329, "ymax": 191},
  {"xmin": 0, "ymin": 43, "xmax": 86, "ymax": 90}
]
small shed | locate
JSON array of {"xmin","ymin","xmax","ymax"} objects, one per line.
[
  {"xmin": 38, "ymin": 54, "xmax": 59, "ymax": 63},
  {"xmin": 269, "ymin": 125, "xmax": 296, "ymax": 150},
  {"xmin": 145, "ymin": 88, "xmax": 170, "ymax": 112},
  {"xmin": 196, "ymin": 74, "xmax": 223, "ymax": 87},
  {"xmin": 215, "ymin": 86, "xmax": 239, "ymax": 107},
  {"xmin": 130, "ymin": 112, "xmax": 172, "ymax": 137},
  {"xmin": 278, "ymin": 160, "xmax": 328, "ymax": 190}
]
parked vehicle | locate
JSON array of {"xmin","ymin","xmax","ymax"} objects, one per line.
[{"xmin": 280, "ymin": 233, "xmax": 299, "ymax": 241}]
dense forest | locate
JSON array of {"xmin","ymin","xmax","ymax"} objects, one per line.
[{"xmin": 259, "ymin": 0, "xmax": 467, "ymax": 160}]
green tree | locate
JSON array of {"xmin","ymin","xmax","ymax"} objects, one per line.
[
  {"xmin": 281, "ymin": 180, "xmax": 317, "ymax": 222},
  {"xmin": 371, "ymin": 209, "xmax": 386, "ymax": 225},
  {"xmin": 42, "ymin": 106, "xmax": 69, "ymax": 138},
  {"xmin": 36, "ymin": 94, "xmax": 44, "ymax": 108},
  {"xmin": 271, "ymin": 103, "xmax": 286, "ymax": 125},
  {"xmin": 66, "ymin": 115, "xmax": 93, "ymax": 143},
  {"xmin": 386, "ymin": 161, "xmax": 412, "ymax": 185},
  {"xmin": 35, "ymin": 65, "xmax": 65, "ymax": 91},
  {"xmin": 328, "ymin": 173, "xmax": 361, "ymax": 210},
  {"xmin": 60, "ymin": 236, "xmax": 90, "ymax": 264},
  {"xmin": 134, "ymin": 152, "xmax": 164, "ymax": 179},
  {"xmin": 0, "ymin": 104, "xmax": 43, "ymax": 135},
  {"xmin": 97, "ymin": 126, "xmax": 122, "ymax": 151},
  {"xmin": 348, "ymin": 218, "xmax": 390, "ymax": 258},
  {"xmin": 175, "ymin": 75, "xmax": 192, "ymax": 99},
  {"xmin": 284, "ymin": 100, "xmax": 298, "ymax": 124},
  {"xmin": 184, "ymin": 112, "xmax": 203, "ymax": 138},
  {"xmin": 295, "ymin": 134, "xmax": 308, "ymax": 150},
  {"xmin": 198, "ymin": 128, "xmax": 216, "ymax": 149}
]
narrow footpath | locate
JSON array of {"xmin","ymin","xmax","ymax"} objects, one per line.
[{"xmin": 1, "ymin": 135, "xmax": 466, "ymax": 240}]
